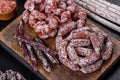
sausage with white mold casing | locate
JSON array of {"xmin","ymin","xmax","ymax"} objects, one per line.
[
  {"xmin": 70, "ymin": 39, "xmax": 91, "ymax": 47},
  {"xmin": 49, "ymin": 29, "xmax": 57, "ymax": 37},
  {"xmin": 58, "ymin": 1, "xmax": 67, "ymax": 10},
  {"xmin": 102, "ymin": 37, "xmax": 113, "ymax": 60},
  {"xmin": 58, "ymin": 21, "xmax": 76, "ymax": 36},
  {"xmin": 15, "ymin": 71, "xmax": 26, "ymax": 80},
  {"xmin": 56, "ymin": 25, "xmax": 113, "ymax": 73},
  {"xmin": 0, "ymin": 71, "xmax": 2, "ymax": 75},
  {"xmin": 70, "ymin": 26, "xmax": 91, "ymax": 34},
  {"xmin": 24, "ymin": 0, "xmax": 35, "ymax": 12},
  {"xmin": 0, "ymin": 73, "xmax": 6, "ymax": 80},
  {"xmin": 58, "ymin": 40, "xmax": 68, "ymax": 59},
  {"xmin": 54, "ymin": 8, "xmax": 64, "ymax": 16},
  {"xmin": 80, "ymin": 60, "xmax": 103, "ymax": 74},
  {"xmin": 55, "ymin": 35, "xmax": 63, "ymax": 51},
  {"xmin": 34, "ymin": 38, "xmax": 51, "ymax": 72},
  {"xmin": 76, "ymin": 9, "xmax": 87, "ymax": 19},
  {"xmin": 59, "ymin": 57, "xmax": 80, "ymax": 71},
  {"xmin": 38, "ymin": 0, "xmax": 46, "ymax": 12},
  {"xmin": 90, "ymin": 33, "xmax": 101, "ymax": 55},
  {"xmin": 46, "ymin": 15, "xmax": 59, "ymax": 29},
  {"xmin": 66, "ymin": 31, "xmax": 90, "ymax": 40},
  {"xmin": 75, "ymin": 47, "xmax": 93, "ymax": 57},
  {"xmin": 76, "ymin": 19, "xmax": 86, "ymax": 28},
  {"xmin": 22, "ymin": 10, "xmax": 30, "ymax": 23},
  {"xmin": 32, "ymin": 0, "xmax": 43, "ymax": 4},
  {"xmin": 16, "ymin": 21, "xmax": 30, "ymax": 60},
  {"xmin": 45, "ymin": 0, "xmax": 57, "ymax": 14},
  {"xmin": 28, "ymin": 14, "xmax": 37, "ymax": 28},
  {"xmin": 78, "ymin": 53, "xmax": 100, "ymax": 67},
  {"xmin": 5, "ymin": 70, "xmax": 16, "ymax": 80},
  {"xmin": 0, "ymin": 70, "xmax": 26, "ymax": 80},
  {"xmin": 60, "ymin": 10, "xmax": 72, "ymax": 23},
  {"xmin": 31, "ymin": 10, "xmax": 46, "ymax": 21},
  {"xmin": 25, "ymin": 43, "xmax": 38, "ymax": 71},
  {"xmin": 67, "ymin": 45, "xmax": 79, "ymax": 64},
  {"xmin": 91, "ymin": 27, "xmax": 107, "ymax": 50},
  {"xmin": 58, "ymin": 40, "xmax": 80, "ymax": 71}
]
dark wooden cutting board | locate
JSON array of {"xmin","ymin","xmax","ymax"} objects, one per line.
[{"xmin": 0, "ymin": 15, "xmax": 120, "ymax": 80}]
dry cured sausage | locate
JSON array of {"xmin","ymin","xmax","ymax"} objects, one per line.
[
  {"xmin": 80, "ymin": 60, "xmax": 103, "ymax": 74},
  {"xmin": 22, "ymin": 0, "xmax": 87, "ymax": 39},
  {"xmin": 0, "ymin": 70, "xmax": 26, "ymax": 80},
  {"xmin": 56, "ymin": 26, "xmax": 113, "ymax": 74},
  {"xmin": 21, "ymin": 0, "xmax": 113, "ymax": 74}
]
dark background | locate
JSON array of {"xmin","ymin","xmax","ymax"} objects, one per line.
[{"xmin": 0, "ymin": 0, "xmax": 120, "ymax": 80}]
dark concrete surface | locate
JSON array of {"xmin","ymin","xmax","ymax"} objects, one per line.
[{"xmin": 107, "ymin": 0, "xmax": 120, "ymax": 6}]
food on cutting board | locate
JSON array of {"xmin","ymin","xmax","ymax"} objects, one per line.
[
  {"xmin": 15, "ymin": 0, "xmax": 113, "ymax": 74},
  {"xmin": 14, "ymin": 21, "xmax": 59, "ymax": 72},
  {"xmin": 56, "ymin": 26, "xmax": 113, "ymax": 73},
  {"xmin": 22, "ymin": 0, "xmax": 86, "ymax": 39},
  {"xmin": 0, "ymin": 0, "xmax": 17, "ymax": 21},
  {"xmin": 0, "ymin": 70, "xmax": 26, "ymax": 80}
]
